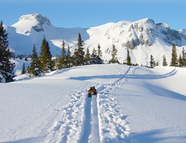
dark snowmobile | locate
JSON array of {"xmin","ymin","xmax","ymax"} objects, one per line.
[{"xmin": 88, "ymin": 86, "xmax": 97, "ymax": 97}]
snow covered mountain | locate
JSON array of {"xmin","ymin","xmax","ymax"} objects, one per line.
[
  {"xmin": 4, "ymin": 13, "xmax": 186, "ymax": 66},
  {"xmin": 85, "ymin": 18, "xmax": 186, "ymax": 65},
  {"xmin": 5, "ymin": 13, "xmax": 89, "ymax": 55}
]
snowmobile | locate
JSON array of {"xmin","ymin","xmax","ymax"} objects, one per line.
[{"xmin": 88, "ymin": 86, "xmax": 97, "ymax": 97}]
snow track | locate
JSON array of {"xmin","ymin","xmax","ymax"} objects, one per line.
[
  {"xmin": 44, "ymin": 65, "xmax": 136, "ymax": 143},
  {"xmin": 44, "ymin": 88, "xmax": 90, "ymax": 143},
  {"xmin": 92, "ymin": 95, "xmax": 100, "ymax": 143},
  {"xmin": 97, "ymin": 66, "xmax": 136, "ymax": 143}
]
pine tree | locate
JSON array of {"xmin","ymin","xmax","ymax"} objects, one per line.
[
  {"xmin": 57, "ymin": 40, "xmax": 66, "ymax": 69},
  {"xmin": 21, "ymin": 63, "xmax": 26, "ymax": 74},
  {"xmin": 91, "ymin": 48, "xmax": 97, "ymax": 58},
  {"xmin": 162, "ymin": 55, "xmax": 168, "ymax": 66},
  {"xmin": 0, "ymin": 21, "xmax": 15, "ymax": 82},
  {"xmin": 97, "ymin": 44, "xmax": 102, "ymax": 58},
  {"xmin": 28, "ymin": 44, "xmax": 41, "ymax": 77},
  {"xmin": 84, "ymin": 47, "xmax": 91, "ymax": 64},
  {"xmin": 182, "ymin": 47, "xmax": 186, "ymax": 66},
  {"xmin": 150, "ymin": 55, "xmax": 155, "ymax": 68},
  {"xmin": 109, "ymin": 44, "xmax": 118, "ymax": 63},
  {"xmin": 127, "ymin": 48, "xmax": 131, "ymax": 65},
  {"xmin": 170, "ymin": 43, "xmax": 178, "ymax": 66},
  {"xmin": 66, "ymin": 45, "xmax": 71, "ymax": 67},
  {"xmin": 73, "ymin": 33, "xmax": 85, "ymax": 66},
  {"xmin": 39, "ymin": 36, "xmax": 52, "ymax": 74},
  {"xmin": 178, "ymin": 54, "xmax": 183, "ymax": 67}
]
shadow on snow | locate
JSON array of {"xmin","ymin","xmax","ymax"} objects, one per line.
[{"xmin": 68, "ymin": 68, "xmax": 177, "ymax": 81}]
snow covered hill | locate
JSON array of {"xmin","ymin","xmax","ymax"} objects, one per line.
[
  {"xmin": 4, "ymin": 13, "xmax": 186, "ymax": 66},
  {"xmin": 1, "ymin": 64, "xmax": 186, "ymax": 143},
  {"xmin": 4, "ymin": 13, "xmax": 89, "ymax": 56}
]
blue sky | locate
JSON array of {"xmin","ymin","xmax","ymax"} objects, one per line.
[{"xmin": 1, "ymin": 0, "xmax": 186, "ymax": 30}]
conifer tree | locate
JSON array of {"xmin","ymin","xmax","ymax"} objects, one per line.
[
  {"xmin": 170, "ymin": 43, "xmax": 178, "ymax": 66},
  {"xmin": 39, "ymin": 36, "xmax": 52, "ymax": 74},
  {"xmin": 57, "ymin": 40, "xmax": 66, "ymax": 69},
  {"xmin": 150, "ymin": 54, "xmax": 155, "ymax": 68},
  {"xmin": 162, "ymin": 55, "xmax": 168, "ymax": 66},
  {"xmin": 127, "ymin": 48, "xmax": 131, "ymax": 65},
  {"xmin": 178, "ymin": 54, "xmax": 183, "ymax": 67},
  {"xmin": 0, "ymin": 21, "xmax": 15, "ymax": 82},
  {"xmin": 109, "ymin": 44, "xmax": 118, "ymax": 63},
  {"xmin": 21, "ymin": 63, "xmax": 26, "ymax": 74},
  {"xmin": 28, "ymin": 44, "xmax": 41, "ymax": 77},
  {"xmin": 97, "ymin": 44, "xmax": 102, "ymax": 58},
  {"xmin": 91, "ymin": 48, "xmax": 97, "ymax": 58},
  {"xmin": 182, "ymin": 47, "xmax": 186, "ymax": 66},
  {"xmin": 73, "ymin": 33, "xmax": 84, "ymax": 66},
  {"xmin": 84, "ymin": 47, "xmax": 91, "ymax": 64},
  {"xmin": 66, "ymin": 45, "xmax": 71, "ymax": 67}
]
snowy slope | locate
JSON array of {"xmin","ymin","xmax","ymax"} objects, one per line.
[
  {"xmin": 85, "ymin": 18, "xmax": 186, "ymax": 65},
  {"xmin": 5, "ymin": 13, "xmax": 89, "ymax": 56},
  {"xmin": 1, "ymin": 64, "xmax": 186, "ymax": 143},
  {"xmin": 116, "ymin": 66, "xmax": 186, "ymax": 143}
]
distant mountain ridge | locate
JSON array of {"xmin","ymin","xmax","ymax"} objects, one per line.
[
  {"xmin": 5, "ymin": 13, "xmax": 89, "ymax": 56},
  {"xmin": 4, "ymin": 13, "xmax": 186, "ymax": 66}
]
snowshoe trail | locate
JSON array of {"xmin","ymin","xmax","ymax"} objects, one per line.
[
  {"xmin": 45, "ymin": 87, "xmax": 91, "ymax": 143},
  {"xmin": 45, "ymin": 65, "xmax": 136, "ymax": 143},
  {"xmin": 97, "ymin": 66, "xmax": 136, "ymax": 143}
]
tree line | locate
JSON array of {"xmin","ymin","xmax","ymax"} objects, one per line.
[
  {"xmin": 26, "ymin": 33, "xmax": 103, "ymax": 77},
  {"xmin": 149, "ymin": 43, "xmax": 186, "ymax": 68}
]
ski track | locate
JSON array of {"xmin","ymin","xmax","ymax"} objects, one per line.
[
  {"xmin": 97, "ymin": 66, "xmax": 136, "ymax": 143},
  {"xmin": 44, "ymin": 65, "xmax": 136, "ymax": 143},
  {"xmin": 44, "ymin": 85, "xmax": 92, "ymax": 143}
]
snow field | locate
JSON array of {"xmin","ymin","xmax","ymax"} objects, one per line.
[
  {"xmin": 1, "ymin": 64, "xmax": 186, "ymax": 143},
  {"xmin": 43, "ymin": 64, "xmax": 132, "ymax": 143},
  {"xmin": 116, "ymin": 66, "xmax": 186, "ymax": 143}
]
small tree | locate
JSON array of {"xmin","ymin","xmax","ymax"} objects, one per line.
[
  {"xmin": 97, "ymin": 44, "xmax": 102, "ymax": 59},
  {"xmin": 170, "ymin": 43, "xmax": 178, "ymax": 66},
  {"xmin": 73, "ymin": 33, "xmax": 85, "ymax": 66},
  {"xmin": 39, "ymin": 36, "xmax": 52, "ymax": 74},
  {"xmin": 150, "ymin": 55, "xmax": 155, "ymax": 68},
  {"xmin": 109, "ymin": 44, "xmax": 119, "ymax": 63},
  {"xmin": 57, "ymin": 40, "xmax": 66, "ymax": 69},
  {"xmin": 178, "ymin": 54, "xmax": 183, "ymax": 67},
  {"xmin": 28, "ymin": 44, "xmax": 41, "ymax": 77},
  {"xmin": 126, "ymin": 48, "xmax": 131, "ymax": 65},
  {"xmin": 84, "ymin": 47, "xmax": 91, "ymax": 64},
  {"xmin": 21, "ymin": 63, "xmax": 26, "ymax": 74},
  {"xmin": 91, "ymin": 48, "xmax": 97, "ymax": 58},
  {"xmin": 182, "ymin": 47, "xmax": 186, "ymax": 66},
  {"xmin": 66, "ymin": 45, "xmax": 71, "ymax": 67},
  {"xmin": 162, "ymin": 55, "xmax": 168, "ymax": 66}
]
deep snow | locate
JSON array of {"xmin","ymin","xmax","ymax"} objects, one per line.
[{"xmin": 0, "ymin": 64, "xmax": 186, "ymax": 143}]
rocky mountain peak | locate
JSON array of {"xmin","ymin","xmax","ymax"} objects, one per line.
[
  {"xmin": 19, "ymin": 13, "xmax": 51, "ymax": 26},
  {"xmin": 12, "ymin": 13, "xmax": 52, "ymax": 35}
]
